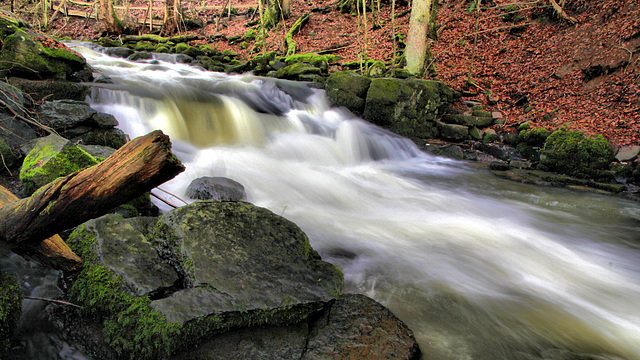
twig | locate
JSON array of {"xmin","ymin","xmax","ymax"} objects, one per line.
[
  {"xmin": 24, "ymin": 296, "xmax": 83, "ymax": 309},
  {"xmin": 0, "ymin": 98, "xmax": 56, "ymax": 134},
  {"xmin": 154, "ymin": 186, "xmax": 188, "ymax": 205},
  {"xmin": 150, "ymin": 189, "xmax": 182, "ymax": 209}
]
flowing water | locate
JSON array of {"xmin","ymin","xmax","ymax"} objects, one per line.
[{"xmin": 37, "ymin": 42, "xmax": 640, "ymax": 359}]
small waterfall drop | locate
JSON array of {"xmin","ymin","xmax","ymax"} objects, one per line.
[{"xmin": 63, "ymin": 42, "xmax": 640, "ymax": 360}]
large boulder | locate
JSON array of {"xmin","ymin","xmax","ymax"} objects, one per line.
[
  {"xmin": 540, "ymin": 129, "xmax": 615, "ymax": 181},
  {"xmin": 325, "ymin": 71, "xmax": 371, "ymax": 116},
  {"xmin": 0, "ymin": 15, "xmax": 88, "ymax": 80},
  {"xmin": 302, "ymin": 293, "xmax": 420, "ymax": 359},
  {"xmin": 66, "ymin": 201, "xmax": 345, "ymax": 359},
  {"xmin": 171, "ymin": 294, "xmax": 420, "ymax": 360},
  {"xmin": 363, "ymin": 78, "xmax": 458, "ymax": 140},
  {"xmin": 39, "ymin": 100, "xmax": 118, "ymax": 138}
]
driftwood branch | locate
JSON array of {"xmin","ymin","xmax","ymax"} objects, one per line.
[{"xmin": 0, "ymin": 130, "xmax": 185, "ymax": 267}]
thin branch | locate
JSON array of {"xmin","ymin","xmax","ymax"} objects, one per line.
[{"xmin": 24, "ymin": 296, "xmax": 83, "ymax": 309}]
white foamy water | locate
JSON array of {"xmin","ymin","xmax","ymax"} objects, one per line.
[{"xmin": 69, "ymin": 42, "xmax": 640, "ymax": 359}]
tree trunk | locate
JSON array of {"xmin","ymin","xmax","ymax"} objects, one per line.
[
  {"xmin": 163, "ymin": 0, "xmax": 182, "ymax": 34},
  {"xmin": 263, "ymin": 0, "xmax": 282, "ymax": 29},
  {"xmin": 99, "ymin": 0, "xmax": 124, "ymax": 34},
  {"xmin": 0, "ymin": 186, "xmax": 82, "ymax": 272},
  {"xmin": 0, "ymin": 130, "xmax": 184, "ymax": 253},
  {"xmin": 282, "ymin": 0, "xmax": 291, "ymax": 19},
  {"xmin": 405, "ymin": 0, "xmax": 433, "ymax": 75}
]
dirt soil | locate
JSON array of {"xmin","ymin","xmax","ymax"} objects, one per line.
[{"xmin": 7, "ymin": 0, "xmax": 640, "ymax": 147}]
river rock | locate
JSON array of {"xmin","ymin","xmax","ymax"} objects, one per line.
[
  {"xmin": 303, "ymin": 293, "xmax": 420, "ymax": 359},
  {"xmin": 436, "ymin": 121, "xmax": 468, "ymax": 141},
  {"xmin": 39, "ymin": 100, "xmax": 119, "ymax": 138},
  {"xmin": 171, "ymin": 294, "xmax": 420, "ymax": 360},
  {"xmin": 7, "ymin": 78, "xmax": 90, "ymax": 102},
  {"xmin": 66, "ymin": 201, "xmax": 345, "ymax": 359},
  {"xmin": 615, "ymin": 145, "xmax": 640, "ymax": 162},
  {"xmin": 185, "ymin": 176, "xmax": 246, "ymax": 201},
  {"xmin": 325, "ymin": 71, "xmax": 371, "ymax": 116},
  {"xmin": 0, "ymin": 16, "xmax": 87, "ymax": 80},
  {"xmin": 19, "ymin": 133, "xmax": 99, "ymax": 194},
  {"xmin": 364, "ymin": 78, "xmax": 458, "ymax": 139},
  {"xmin": 150, "ymin": 201, "xmax": 344, "ymax": 325},
  {"xmin": 76, "ymin": 214, "xmax": 179, "ymax": 297}
]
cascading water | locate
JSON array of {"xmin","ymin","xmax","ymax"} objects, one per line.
[{"xmin": 61, "ymin": 42, "xmax": 640, "ymax": 359}]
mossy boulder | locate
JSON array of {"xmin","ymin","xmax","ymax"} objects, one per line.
[
  {"xmin": 436, "ymin": 121, "xmax": 468, "ymax": 141},
  {"xmin": 19, "ymin": 133, "xmax": 99, "ymax": 194},
  {"xmin": 441, "ymin": 114, "xmax": 493, "ymax": 128},
  {"xmin": 540, "ymin": 129, "xmax": 615, "ymax": 181},
  {"xmin": 273, "ymin": 63, "xmax": 323, "ymax": 80},
  {"xmin": 325, "ymin": 71, "xmax": 371, "ymax": 116},
  {"xmin": 517, "ymin": 127, "xmax": 549, "ymax": 160},
  {"xmin": 66, "ymin": 201, "xmax": 344, "ymax": 359},
  {"xmin": 0, "ymin": 18, "xmax": 87, "ymax": 80},
  {"xmin": 364, "ymin": 78, "xmax": 458, "ymax": 139}
]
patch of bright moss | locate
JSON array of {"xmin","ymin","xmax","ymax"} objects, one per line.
[
  {"xmin": 19, "ymin": 142, "xmax": 99, "ymax": 194},
  {"xmin": 67, "ymin": 225, "xmax": 181, "ymax": 359}
]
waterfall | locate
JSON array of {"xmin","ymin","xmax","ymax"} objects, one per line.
[{"xmin": 65, "ymin": 42, "xmax": 640, "ymax": 359}]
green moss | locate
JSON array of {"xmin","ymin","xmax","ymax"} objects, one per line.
[
  {"xmin": 174, "ymin": 43, "xmax": 190, "ymax": 53},
  {"xmin": 540, "ymin": 129, "xmax": 614, "ymax": 181},
  {"xmin": 67, "ymin": 223, "xmax": 183, "ymax": 360},
  {"xmin": 518, "ymin": 127, "xmax": 549, "ymax": 147},
  {"xmin": 19, "ymin": 142, "xmax": 98, "ymax": 194},
  {"xmin": 0, "ymin": 272, "xmax": 22, "ymax": 352},
  {"xmin": 243, "ymin": 28, "xmax": 256, "ymax": 42}
]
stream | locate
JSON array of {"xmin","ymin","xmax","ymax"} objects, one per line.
[{"xmin": 6, "ymin": 42, "xmax": 640, "ymax": 359}]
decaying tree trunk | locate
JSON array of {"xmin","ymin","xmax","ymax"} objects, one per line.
[
  {"xmin": 99, "ymin": 0, "xmax": 124, "ymax": 34},
  {"xmin": 0, "ymin": 186, "xmax": 82, "ymax": 272},
  {"xmin": 0, "ymin": 130, "xmax": 185, "ymax": 269}
]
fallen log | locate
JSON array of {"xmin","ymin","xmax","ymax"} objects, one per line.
[
  {"xmin": 0, "ymin": 130, "xmax": 185, "ymax": 264},
  {"xmin": 0, "ymin": 186, "xmax": 82, "ymax": 272}
]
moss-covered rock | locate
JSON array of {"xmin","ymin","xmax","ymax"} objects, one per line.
[
  {"xmin": 66, "ymin": 201, "xmax": 344, "ymax": 359},
  {"xmin": 325, "ymin": 71, "xmax": 371, "ymax": 116},
  {"xmin": 540, "ymin": 129, "xmax": 615, "ymax": 181},
  {"xmin": 273, "ymin": 62, "xmax": 322, "ymax": 80},
  {"xmin": 0, "ymin": 21, "xmax": 87, "ymax": 80},
  {"xmin": 441, "ymin": 114, "xmax": 493, "ymax": 128},
  {"xmin": 364, "ymin": 78, "xmax": 457, "ymax": 139},
  {"xmin": 436, "ymin": 121, "xmax": 468, "ymax": 141},
  {"xmin": 517, "ymin": 127, "xmax": 549, "ymax": 160},
  {"xmin": 0, "ymin": 272, "xmax": 22, "ymax": 353},
  {"xmin": 19, "ymin": 133, "xmax": 99, "ymax": 194}
]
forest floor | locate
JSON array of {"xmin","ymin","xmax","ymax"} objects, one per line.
[{"xmin": 6, "ymin": 0, "xmax": 640, "ymax": 147}]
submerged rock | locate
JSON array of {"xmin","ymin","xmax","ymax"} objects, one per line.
[{"xmin": 185, "ymin": 176, "xmax": 246, "ymax": 201}]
